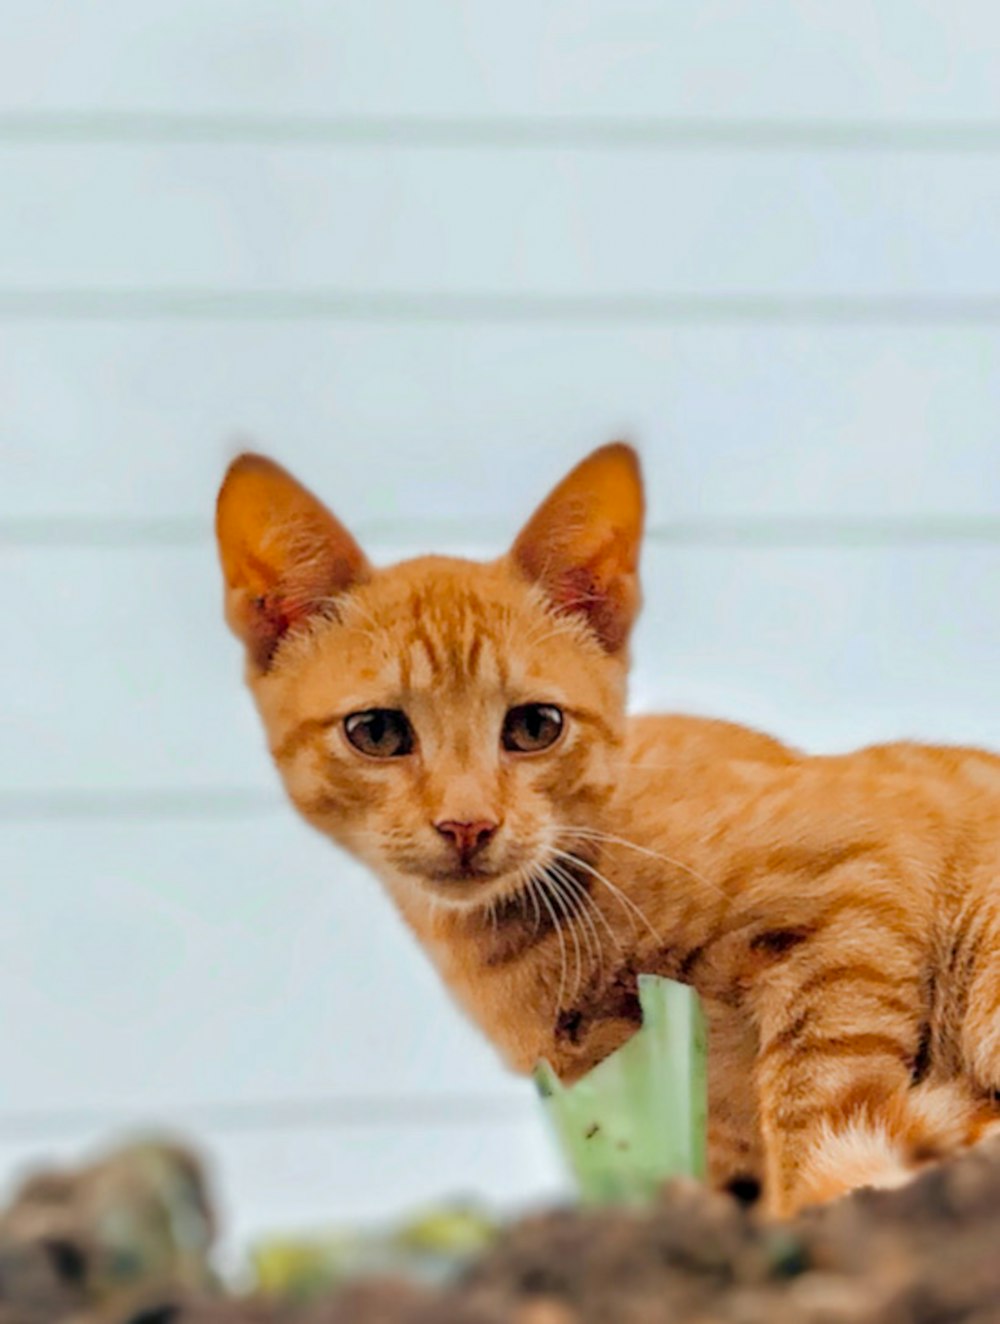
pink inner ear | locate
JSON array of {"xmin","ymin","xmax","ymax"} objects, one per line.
[
  {"xmin": 514, "ymin": 513, "xmax": 639, "ymax": 654},
  {"xmin": 548, "ymin": 560, "xmax": 634, "ymax": 654},
  {"xmin": 244, "ymin": 593, "xmax": 293, "ymax": 670},
  {"xmin": 240, "ymin": 549, "xmax": 363, "ymax": 670},
  {"xmin": 550, "ymin": 563, "xmax": 600, "ymax": 612}
]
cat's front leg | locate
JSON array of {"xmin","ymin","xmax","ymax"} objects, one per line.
[
  {"xmin": 703, "ymin": 998, "xmax": 765, "ymax": 1194},
  {"xmin": 748, "ymin": 926, "xmax": 926, "ymax": 1217}
]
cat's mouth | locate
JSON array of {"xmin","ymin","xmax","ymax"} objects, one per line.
[
  {"xmin": 415, "ymin": 845, "xmax": 599, "ymax": 917},
  {"xmin": 408, "ymin": 851, "xmax": 540, "ymax": 909},
  {"xmin": 390, "ymin": 841, "xmax": 580, "ymax": 912},
  {"xmin": 426, "ymin": 865, "xmax": 502, "ymax": 886},
  {"xmin": 412, "ymin": 868, "xmax": 515, "ymax": 913},
  {"xmin": 383, "ymin": 851, "xmax": 509, "ymax": 903}
]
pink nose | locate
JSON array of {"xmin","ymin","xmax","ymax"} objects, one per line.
[{"xmin": 435, "ymin": 819, "xmax": 498, "ymax": 864}]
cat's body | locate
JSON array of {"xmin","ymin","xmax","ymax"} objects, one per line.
[
  {"xmin": 216, "ymin": 445, "xmax": 1000, "ymax": 1215},
  {"xmin": 405, "ymin": 712, "xmax": 1000, "ymax": 1211}
]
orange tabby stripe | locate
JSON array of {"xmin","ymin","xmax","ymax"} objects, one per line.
[{"xmin": 272, "ymin": 715, "xmax": 339, "ymax": 765}]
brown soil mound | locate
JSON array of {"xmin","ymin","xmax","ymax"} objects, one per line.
[{"xmin": 185, "ymin": 1138, "xmax": 1000, "ymax": 1323}]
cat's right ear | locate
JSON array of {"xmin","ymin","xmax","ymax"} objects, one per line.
[{"xmin": 215, "ymin": 454, "xmax": 370, "ymax": 670}]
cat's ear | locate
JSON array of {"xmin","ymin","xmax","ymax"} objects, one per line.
[
  {"xmin": 509, "ymin": 442, "xmax": 644, "ymax": 652},
  {"xmin": 215, "ymin": 453, "xmax": 370, "ymax": 670}
]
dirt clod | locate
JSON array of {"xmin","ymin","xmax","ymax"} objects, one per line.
[{"xmin": 178, "ymin": 1138, "xmax": 1000, "ymax": 1322}]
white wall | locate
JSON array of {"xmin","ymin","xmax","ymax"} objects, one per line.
[{"xmin": 2, "ymin": 1, "xmax": 1000, "ymax": 1253}]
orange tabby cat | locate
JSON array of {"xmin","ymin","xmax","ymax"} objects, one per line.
[{"xmin": 215, "ymin": 444, "xmax": 1000, "ymax": 1216}]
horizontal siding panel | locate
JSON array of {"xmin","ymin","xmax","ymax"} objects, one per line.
[
  {"xmin": 3, "ymin": 324, "xmax": 1000, "ymax": 523},
  {"xmin": 0, "ymin": 815, "xmax": 523, "ymax": 1111},
  {"xmin": 5, "ymin": 0, "xmax": 1000, "ymax": 1242},
  {"xmin": 3, "ymin": 542, "xmax": 1000, "ymax": 796},
  {"xmin": 0, "ymin": 1118, "xmax": 563, "ymax": 1252},
  {"xmin": 213, "ymin": 1119, "xmax": 563, "ymax": 1244},
  {"xmin": 3, "ymin": 2, "xmax": 1000, "ymax": 121},
  {"xmin": 2, "ymin": 146, "xmax": 1000, "ymax": 296},
  {"xmin": 633, "ymin": 545, "xmax": 1000, "ymax": 754}
]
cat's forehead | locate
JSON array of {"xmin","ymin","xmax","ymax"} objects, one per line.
[
  {"xmin": 333, "ymin": 554, "xmax": 598, "ymax": 694},
  {"xmin": 261, "ymin": 552, "xmax": 623, "ymax": 732},
  {"xmin": 358, "ymin": 556, "xmax": 538, "ymax": 633}
]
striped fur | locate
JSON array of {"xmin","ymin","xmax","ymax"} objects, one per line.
[{"xmin": 216, "ymin": 444, "xmax": 1000, "ymax": 1216}]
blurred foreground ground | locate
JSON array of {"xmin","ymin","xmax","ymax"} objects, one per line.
[
  {"xmin": 200, "ymin": 1138, "xmax": 1000, "ymax": 1323},
  {"xmin": 9, "ymin": 1135, "xmax": 1000, "ymax": 1324}
]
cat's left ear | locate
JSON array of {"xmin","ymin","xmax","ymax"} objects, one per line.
[
  {"xmin": 509, "ymin": 442, "xmax": 644, "ymax": 652},
  {"xmin": 216, "ymin": 453, "xmax": 371, "ymax": 670}
]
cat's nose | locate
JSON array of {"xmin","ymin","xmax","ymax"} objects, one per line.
[{"xmin": 435, "ymin": 819, "xmax": 498, "ymax": 865}]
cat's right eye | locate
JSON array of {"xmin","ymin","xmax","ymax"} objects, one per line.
[{"xmin": 344, "ymin": 709, "xmax": 414, "ymax": 759}]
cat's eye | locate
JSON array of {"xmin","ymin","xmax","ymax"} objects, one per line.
[
  {"xmin": 502, "ymin": 703, "xmax": 564, "ymax": 753},
  {"xmin": 344, "ymin": 709, "xmax": 414, "ymax": 758}
]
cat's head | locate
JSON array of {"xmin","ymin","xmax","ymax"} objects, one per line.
[{"xmin": 215, "ymin": 445, "xmax": 643, "ymax": 915}]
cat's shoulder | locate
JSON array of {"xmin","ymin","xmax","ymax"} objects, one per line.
[{"xmin": 626, "ymin": 712, "xmax": 799, "ymax": 767}]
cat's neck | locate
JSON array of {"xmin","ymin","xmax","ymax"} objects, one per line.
[{"xmin": 386, "ymin": 713, "xmax": 790, "ymax": 1078}]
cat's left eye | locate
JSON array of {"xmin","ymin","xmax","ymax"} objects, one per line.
[
  {"xmin": 344, "ymin": 709, "xmax": 414, "ymax": 758},
  {"xmin": 502, "ymin": 703, "xmax": 564, "ymax": 753}
]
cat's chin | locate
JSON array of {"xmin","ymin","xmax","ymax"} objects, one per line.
[
  {"xmin": 425, "ymin": 882, "xmax": 510, "ymax": 912},
  {"xmin": 409, "ymin": 872, "xmax": 519, "ymax": 913},
  {"xmin": 380, "ymin": 854, "xmax": 544, "ymax": 914}
]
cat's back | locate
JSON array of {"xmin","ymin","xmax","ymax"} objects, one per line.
[
  {"xmin": 626, "ymin": 713, "xmax": 800, "ymax": 774},
  {"xmin": 629, "ymin": 715, "xmax": 1000, "ymax": 807},
  {"xmin": 624, "ymin": 715, "xmax": 1000, "ymax": 870},
  {"xmin": 849, "ymin": 740, "xmax": 1000, "ymax": 814}
]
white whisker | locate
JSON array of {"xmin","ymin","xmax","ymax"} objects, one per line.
[
  {"xmin": 560, "ymin": 825, "xmax": 723, "ymax": 899},
  {"xmin": 526, "ymin": 870, "xmax": 542, "ymax": 934},
  {"xmin": 509, "ymin": 862, "xmax": 541, "ymax": 936},
  {"xmin": 530, "ymin": 870, "xmax": 568, "ymax": 1011},
  {"xmin": 551, "ymin": 847, "xmax": 663, "ymax": 945},
  {"xmin": 546, "ymin": 858, "xmax": 608, "ymax": 976},
  {"xmin": 541, "ymin": 871, "xmax": 584, "ymax": 1001},
  {"xmin": 547, "ymin": 857, "xmax": 620, "ymax": 966}
]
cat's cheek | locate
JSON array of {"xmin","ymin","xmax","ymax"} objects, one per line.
[
  {"xmin": 530, "ymin": 742, "xmax": 618, "ymax": 812},
  {"xmin": 278, "ymin": 747, "xmax": 387, "ymax": 837}
]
